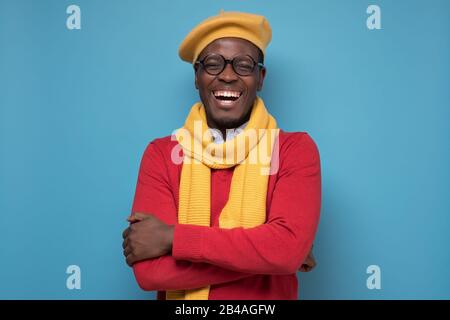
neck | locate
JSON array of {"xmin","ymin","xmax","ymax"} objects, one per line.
[{"xmin": 206, "ymin": 109, "xmax": 252, "ymax": 141}]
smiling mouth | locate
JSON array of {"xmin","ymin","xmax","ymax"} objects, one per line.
[{"xmin": 212, "ymin": 90, "xmax": 242, "ymax": 103}]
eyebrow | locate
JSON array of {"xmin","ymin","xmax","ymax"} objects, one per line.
[{"xmin": 198, "ymin": 52, "xmax": 258, "ymax": 61}]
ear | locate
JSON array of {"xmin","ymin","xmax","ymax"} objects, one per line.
[
  {"xmin": 194, "ymin": 64, "xmax": 199, "ymax": 89},
  {"xmin": 257, "ymin": 67, "xmax": 266, "ymax": 91}
]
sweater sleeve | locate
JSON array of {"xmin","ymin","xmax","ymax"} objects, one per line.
[
  {"xmin": 130, "ymin": 139, "xmax": 254, "ymax": 291},
  {"xmin": 172, "ymin": 133, "xmax": 322, "ymax": 275}
]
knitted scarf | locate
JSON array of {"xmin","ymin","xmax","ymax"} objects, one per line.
[{"xmin": 166, "ymin": 96, "xmax": 279, "ymax": 300}]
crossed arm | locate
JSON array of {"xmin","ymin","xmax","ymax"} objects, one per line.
[{"xmin": 122, "ymin": 133, "xmax": 321, "ymax": 291}]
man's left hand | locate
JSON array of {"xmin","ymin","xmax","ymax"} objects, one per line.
[
  {"xmin": 299, "ymin": 247, "xmax": 317, "ymax": 272},
  {"xmin": 122, "ymin": 212, "xmax": 174, "ymax": 267}
]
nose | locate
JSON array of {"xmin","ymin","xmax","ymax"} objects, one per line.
[{"xmin": 217, "ymin": 62, "xmax": 238, "ymax": 83}]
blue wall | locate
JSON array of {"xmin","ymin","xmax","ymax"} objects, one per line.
[{"xmin": 0, "ymin": 0, "xmax": 449, "ymax": 299}]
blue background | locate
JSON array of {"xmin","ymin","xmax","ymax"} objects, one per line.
[{"xmin": 1, "ymin": 0, "xmax": 449, "ymax": 299}]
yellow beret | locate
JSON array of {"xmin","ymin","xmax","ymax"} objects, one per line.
[{"xmin": 179, "ymin": 10, "xmax": 272, "ymax": 64}]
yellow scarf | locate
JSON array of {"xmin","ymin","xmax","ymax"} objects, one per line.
[{"xmin": 166, "ymin": 96, "xmax": 279, "ymax": 300}]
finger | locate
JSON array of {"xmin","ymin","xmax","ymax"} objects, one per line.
[
  {"xmin": 122, "ymin": 227, "xmax": 131, "ymax": 239},
  {"xmin": 123, "ymin": 245, "xmax": 132, "ymax": 257},
  {"xmin": 299, "ymin": 264, "xmax": 311, "ymax": 272},
  {"xmin": 126, "ymin": 253, "xmax": 137, "ymax": 267},
  {"xmin": 131, "ymin": 212, "xmax": 152, "ymax": 221},
  {"xmin": 307, "ymin": 256, "xmax": 317, "ymax": 268},
  {"xmin": 122, "ymin": 238, "xmax": 129, "ymax": 249},
  {"xmin": 304, "ymin": 261, "xmax": 316, "ymax": 272},
  {"xmin": 127, "ymin": 215, "xmax": 140, "ymax": 223}
]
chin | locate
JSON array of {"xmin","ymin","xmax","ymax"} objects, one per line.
[
  {"xmin": 211, "ymin": 107, "xmax": 249, "ymax": 128},
  {"xmin": 215, "ymin": 117, "xmax": 244, "ymax": 129},
  {"xmin": 202, "ymin": 95, "xmax": 252, "ymax": 129}
]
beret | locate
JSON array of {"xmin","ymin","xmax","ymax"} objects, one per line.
[{"xmin": 179, "ymin": 10, "xmax": 272, "ymax": 64}]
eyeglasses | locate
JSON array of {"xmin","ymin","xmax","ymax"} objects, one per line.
[{"xmin": 195, "ymin": 54, "xmax": 264, "ymax": 76}]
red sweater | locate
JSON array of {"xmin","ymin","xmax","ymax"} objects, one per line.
[{"xmin": 131, "ymin": 130, "xmax": 321, "ymax": 300}]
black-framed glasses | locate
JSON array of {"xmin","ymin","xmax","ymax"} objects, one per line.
[{"xmin": 195, "ymin": 53, "xmax": 264, "ymax": 76}]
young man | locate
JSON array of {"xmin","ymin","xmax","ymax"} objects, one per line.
[{"xmin": 122, "ymin": 11, "xmax": 321, "ymax": 300}]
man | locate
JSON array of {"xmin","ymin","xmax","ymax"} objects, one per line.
[{"xmin": 122, "ymin": 11, "xmax": 321, "ymax": 300}]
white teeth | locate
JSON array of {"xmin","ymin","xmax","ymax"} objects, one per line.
[{"xmin": 213, "ymin": 90, "xmax": 241, "ymax": 98}]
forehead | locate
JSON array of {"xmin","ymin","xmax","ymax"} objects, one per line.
[{"xmin": 198, "ymin": 37, "xmax": 260, "ymax": 59}]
